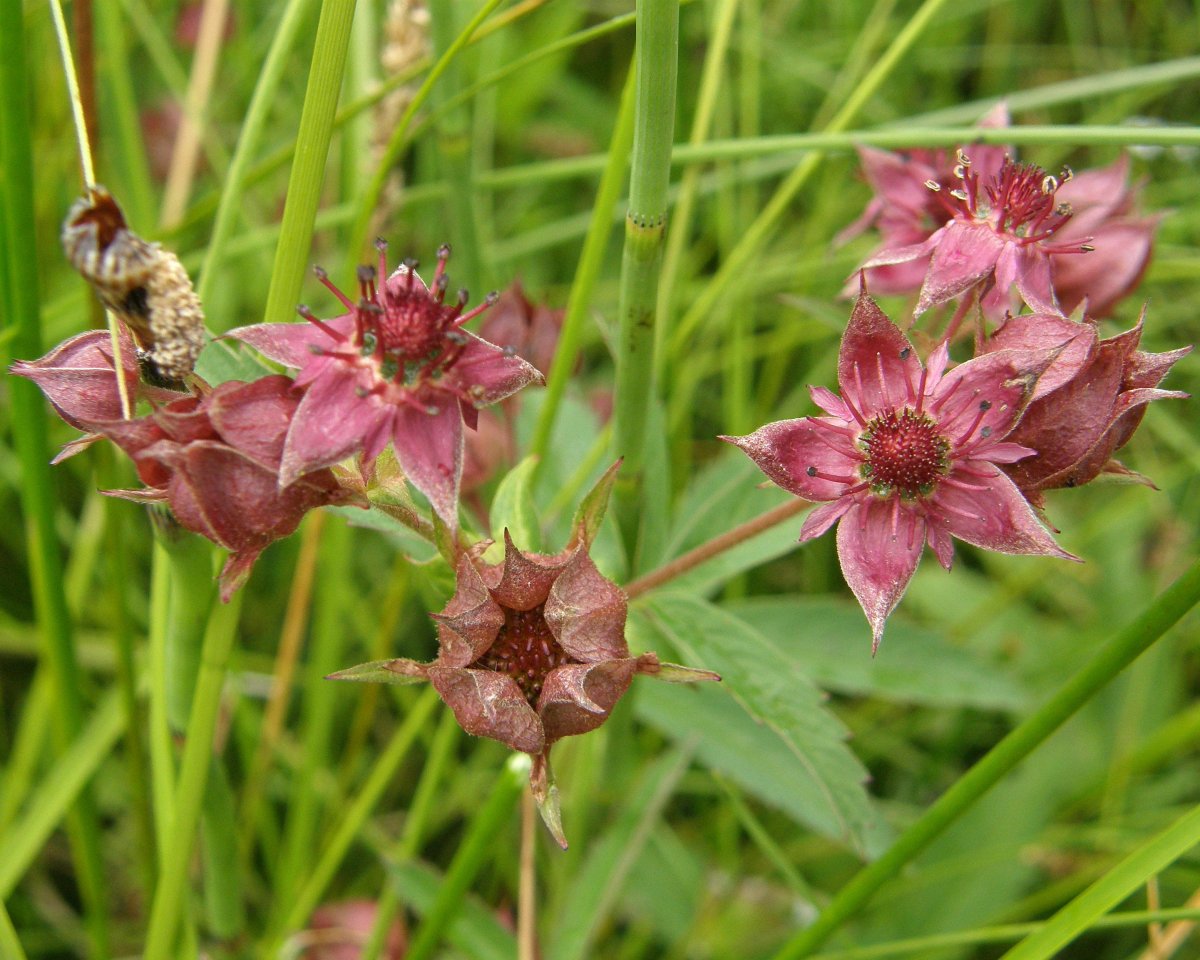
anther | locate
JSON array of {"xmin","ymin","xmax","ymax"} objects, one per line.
[
  {"xmin": 1080, "ymin": 243, "xmax": 1095, "ymax": 253},
  {"xmin": 313, "ymin": 265, "xmax": 328, "ymax": 280},
  {"xmin": 403, "ymin": 257, "xmax": 419, "ymax": 272},
  {"xmin": 357, "ymin": 264, "xmax": 377, "ymax": 285},
  {"xmin": 437, "ymin": 243, "xmax": 451, "ymax": 260},
  {"xmin": 925, "ymin": 179, "xmax": 941, "ymax": 192},
  {"xmin": 374, "ymin": 237, "xmax": 389, "ymax": 252},
  {"xmin": 1060, "ymin": 165, "xmax": 1074, "ymax": 183},
  {"xmin": 484, "ymin": 291, "xmax": 499, "ymax": 305},
  {"xmin": 950, "ymin": 189, "xmax": 968, "ymax": 202},
  {"xmin": 1056, "ymin": 202, "xmax": 1073, "ymax": 217},
  {"xmin": 953, "ymin": 164, "xmax": 967, "ymax": 179},
  {"xmin": 956, "ymin": 148, "xmax": 971, "ymax": 166},
  {"xmin": 1041, "ymin": 174, "xmax": 1059, "ymax": 194}
]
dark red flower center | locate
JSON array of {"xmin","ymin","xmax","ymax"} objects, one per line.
[
  {"xmin": 859, "ymin": 408, "xmax": 950, "ymax": 499},
  {"xmin": 474, "ymin": 604, "xmax": 569, "ymax": 705}
]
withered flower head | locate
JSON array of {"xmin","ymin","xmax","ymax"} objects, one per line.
[
  {"xmin": 62, "ymin": 185, "xmax": 207, "ymax": 383},
  {"xmin": 983, "ymin": 309, "xmax": 1191, "ymax": 498},
  {"xmin": 330, "ymin": 464, "xmax": 718, "ymax": 846}
]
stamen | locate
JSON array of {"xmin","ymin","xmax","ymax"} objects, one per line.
[
  {"xmin": 805, "ymin": 465, "xmax": 860, "ymax": 485},
  {"xmin": 315, "ymin": 265, "xmax": 356, "ymax": 311}
]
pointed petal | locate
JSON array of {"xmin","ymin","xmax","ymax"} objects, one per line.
[
  {"xmin": 799, "ymin": 497, "xmax": 855, "ymax": 541},
  {"xmin": 205, "ymin": 375, "xmax": 298, "ymax": 469},
  {"xmin": 1052, "ymin": 217, "xmax": 1158, "ymax": 317},
  {"xmin": 839, "ymin": 294, "xmax": 923, "ymax": 416},
  {"xmin": 279, "ymin": 364, "xmax": 387, "ymax": 486},
  {"xmin": 530, "ymin": 751, "xmax": 568, "ymax": 850},
  {"xmin": 226, "ymin": 316, "xmax": 353, "ymax": 368},
  {"xmin": 836, "ymin": 498, "xmax": 925, "ymax": 653},
  {"xmin": 722, "ymin": 418, "xmax": 860, "ymax": 502},
  {"xmin": 932, "ymin": 464, "xmax": 1077, "ymax": 559},
  {"xmin": 392, "ymin": 396, "xmax": 464, "ymax": 527},
  {"xmin": 986, "ymin": 313, "xmax": 1098, "ymax": 400},
  {"xmin": 445, "ymin": 334, "xmax": 545, "ymax": 406},
  {"xmin": 860, "ymin": 232, "xmax": 940, "ymax": 270},
  {"xmin": 489, "ymin": 529, "xmax": 568, "ymax": 610},
  {"xmin": 1013, "ymin": 245, "xmax": 1061, "ymax": 316},
  {"xmin": 930, "ymin": 348, "xmax": 1051, "ymax": 448},
  {"xmin": 432, "ymin": 555, "xmax": 506, "ymax": 667},
  {"xmin": 537, "ymin": 659, "xmax": 638, "ymax": 742},
  {"xmin": 428, "ymin": 666, "xmax": 545, "ymax": 754},
  {"xmin": 809, "ymin": 384, "xmax": 849, "ymax": 419},
  {"xmin": 544, "ymin": 549, "xmax": 629, "ymax": 662},
  {"xmin": 218, "ymin": 548, "xmax": 263, "ymax": 602},
  {"xmin": 915, "ymin": 222, "xmax": 1005, "ymax": 316}
]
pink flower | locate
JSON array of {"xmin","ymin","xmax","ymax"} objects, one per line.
[
  {"xmin": 863, "ymin": 156, "xmax": 1092, "ymax": 320},
  {"xmin": 983, "ymin": 311, "xmax": 1190, "ymax": 497},
  {"xmin": 723, "ymin": 294, "xmax": 1077, "ymax": 653},
  {"xmin": 228, "ymin": 243, "xmax": 544, "ymax": 526},
  {"xmin": 840, "ymin": 105, "xmax": 1011, "ymax": 298},
  {"xmin": 1047, "ymin": 156, "xmax": 1161, "ymax": 318}
]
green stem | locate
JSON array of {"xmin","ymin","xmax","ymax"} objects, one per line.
[
  {"xmin": 529, "ymin": 67, "xmax": 636, "ymax": 464},
  {"xmin": 0, "ymin": 5, "xmax": 109, "ymax": 954},
  {"xmin": 142, "ymin": 593, "xmax": 243, "ymax": 959},
  {"xmin": 197, "ymin": 0, "xmax": 314, "ymax": 317},
  {"xmin": 772, "ymin": 557, "xmax": 1200, "ymax": 959},
  {"xmin": 404, "ymin": 756, "xmax": 526, "ymax": 960},
  {"xmin": 261, "ymin": 0, "xmax": 358, "ymax": 326},
  {"xmin": 611, "ymin": 0, "xmax": 680, "ymax": 561}
]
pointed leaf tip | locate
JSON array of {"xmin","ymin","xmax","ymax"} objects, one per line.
[
  {"xmin": 326, "ymin": 658, "xmax": 430, "ymax": 685},
  {"xmin": 531, "ymin": 752, "xmax": 569, "ymax": 849},
  {"xmin": 572, "ymin": 459, "xmax": 623, "ymax": 547}
]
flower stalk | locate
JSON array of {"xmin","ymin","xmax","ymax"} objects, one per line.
[{"xmin": 612, "ymin": 0, "xmax": 680, "ymax": 563}]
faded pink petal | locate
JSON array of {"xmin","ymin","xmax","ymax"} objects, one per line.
[
  {"xmin": 722, "ymin": 419, "xmax": 857, "ymax": 503},
  {"xmin": 915, "ymin": 221, "xmax": 1006, "ymax": 315},
  {"xmin": 930, "ymin": 465, "xmax": 1076, "ymax": 559},
  {"xmin": 838, "ymin": 294, "xmax": 922, "ymax": 416},
  {"xmin": 226, "ymin": 316, "xmax": 352, "ymax": 368},
  {"xmin": 431, "ymin": 556, "xmax": 506, "ymax": 667},
  {"xmin": 486, "ymin": 529, "xmax": 568, "ymax": 610},
  {"xmin": 391, "ymin": 397, "xmax": 463, "ymax": 526},
  {"xmin": 836, "ymin": 499, "xmax": 924, "ymax": 654},
  {"xmin": 444, "ymin": 334, "xmax": 545, "ymax": 406}
]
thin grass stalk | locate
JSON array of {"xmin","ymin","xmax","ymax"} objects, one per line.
[
  {"xmin": 160, "ymin": 0, "xmax": 230, "ymax": 228},
  {"xmin": 0, "ymin": 691, "xmax": 124, "ymax": 900},
  {"xmin": 404, "ymin": 755, "xmax": 526, "ymax": 960},
  {"xmin": 147, "ymin": 539, "xmax": 177, "ymax": 851},
  {"xmin": 654, "ymin": 0, "xmax": 739, "ymax": 366},
  {"xmin": 239, "ymin": 510, "xmax": 325, "ymax": 853},
  {"xmin": 998, "ymin": 803, "xmax": 1200, "ymax": 959},
  {"xmin": 94, "ymin": 0, "xmax": 155, "ymax": 225},
  {"xmin": 518, "ymin": 787, "xmax": 537, "ymax": 960},
  {"xmin": 0, "ymin": 673, "xmax": 52, "ymax": 831},
  {"xmin": 196, "ymin": 0, "xmax": 314, "ymax": 314},
  {"xmin": 142, "ymin": 593, "xmax": 244, "ymax": 959},
  {"xmin": 428, "ymin": 0, "xmax": 486, "ymax": 295},
  {"xmin": 346, "ymin": 0, "xmax": 504, "ymax": 268},
  {"xmin": 278, "ymin": 687, "xmax": 444, "ymax": 939},
  {"xmin": 528, "ymin": 68, "xmax": 636, "ymax": 465},
  {"xmin": 667, "ymin": 0, "xmax": 959, "ymax": 362},
  {"xmin": 611, "ymin": 0, "xmax": 679, "ymax": 561},
  {"xmin": 0, "ymin": 5, "xmax": 110, "ymax": 952},
  {"xmin": 270, "ymin": 517, "xmax": 353, "ymax": 930},
  {"xmin": 773, "ymin": 557, "xmax": 1200, "ymax": 960},
  {"xmin": 0, "ymin": 899, "xmax": 29, "ymax": 960},
  {"xmin": 261, "ymin": 0, "xmax": 358, "ymax": 327},
  {"xmin": 361, "ymin": 707, "xmax": 462, "ymax": 960}
]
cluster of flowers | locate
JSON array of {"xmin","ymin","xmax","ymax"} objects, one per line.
[
  {"xmin": 13, "ymin": 192, "xmax": 715, "ymax": 844},
  {"xmin": 726, "ymin": 111, "xmax": 1189, "ymax": 652},
  {"xmin": 11, "ymin": 112, "xmax": 1190, "ymax": 835}
]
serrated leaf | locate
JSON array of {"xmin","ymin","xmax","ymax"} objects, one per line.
[
  {"xmin": 725, "ymin": 596, "xmax": 1030, "ymax": 711},
  {"xmin": 325, "ymin": 658, "xmax": 429, "ymax": 685},
  {"xmin": 631, "ymin": 593, "xmax": 886, "ymax": 857},
  {"xmin": 489, "ymin": 455, "xmax": 541, "ymax": 552}
]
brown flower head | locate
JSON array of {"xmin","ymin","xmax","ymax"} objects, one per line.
[
  {"xmin": 330, "ymin": 463, "xmax": 718, "ymax": 846},
  {"xmin": 983, "ymin": 310, "xmax": 1190, "ymax": 498}
]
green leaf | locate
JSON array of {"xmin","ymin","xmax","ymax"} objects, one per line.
[
  {"xmin": 194, "ymin": 338, "xmax": 276, "ymax": 386},
  {"xmin": 571, "ymin": 458, "xmax": 622, "ymax": 547},
  {"xmin": 631, "ymin": 593, "xmax": 886, "ymax": 857},
  {"xmin": 725, "ymin": 596, "xmax": 1031, "ymax": 711},
  {"xmin": 489, "ymin": 455, "xmax": 541, "ymax": 551},
  {"xmin": 326, "ymin": 505, "xmax": 440, "ymax": 565},
  {"xmin": 384, "ymin": 860, "xmax": 516, "ymax": 960},
  {"xmin": 325, "ymin": 658, "xmax": 429, "ymax": 685}
]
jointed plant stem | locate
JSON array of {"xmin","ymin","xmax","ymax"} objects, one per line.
[
  {"xmin": 772, "ymin": 557, "xmax": 1200, "ymax": 959},
  {"xmin": 612, "ymin": 0, "xmax": 681, "ymax": 565}
]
